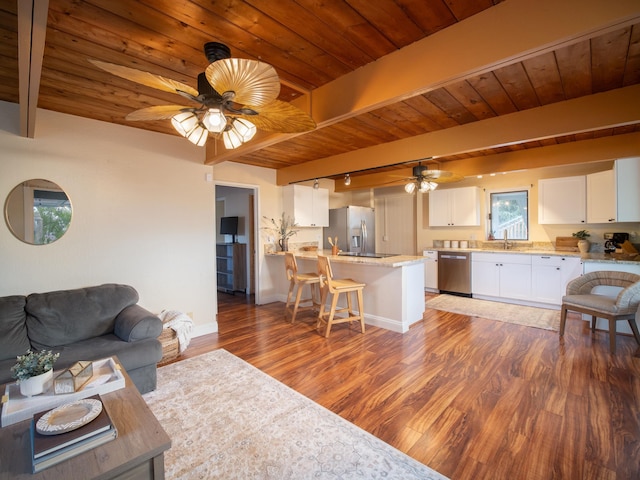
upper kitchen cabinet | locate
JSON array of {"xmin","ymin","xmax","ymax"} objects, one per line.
[
  {"xmin": 538, "ymin": 176, "xmax": 586, "ymax": 224},
  {"xmin": 429, "ymin": 186, "xmax": 480, "ymax": 227},
  {"xmin": 283, "ymin": 185, "xmax": 329, "ymax": 227},
  {"xmin": 586, "ymin": 170, "xmax": 616, "ymax": 223},
  {"xmin": 616, "ymin": 157, "xmax": 640, "ymax": 222}
]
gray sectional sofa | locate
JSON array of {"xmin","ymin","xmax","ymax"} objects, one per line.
[{"xmin": 0, "ymin": 284, "xmax": 163, "ymax": 394}]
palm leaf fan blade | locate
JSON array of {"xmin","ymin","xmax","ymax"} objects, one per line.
[
  {"xmin": 240, "ymin": 100, "xmax": 316, "ymax": 133},
  {"xmin": 125, "ymin": 105, "xmax": 193, "ymax": 121},
  {"xmin": 89, "ymin": 59, "xmax": 199, "ymax": 97},
  {"xmin": 205, "ymin": 58, "xmax": 280, "ymax": 107}
]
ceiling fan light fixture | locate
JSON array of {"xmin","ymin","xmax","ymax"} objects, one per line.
[
  {"xmin": 185, "ymin": 124, "xmax": 209, "ymax": 147},
  {"xmin": 171, "ymin": 111, "xmax": 199, "ymax": 137},
  {"xmin": 344, "ymin": 173, "xmax": 351, "ymax": 186},
  {"xmin": 222, "ymin": 118, "xmax": 257, "ymax": 149},
  {"xmin": 404, "ymin": 182, "xmax": 416, "ymax": 194},
  {"xmin": 202, "ymin": 108, "xmax": 226, "ymax": 133}
]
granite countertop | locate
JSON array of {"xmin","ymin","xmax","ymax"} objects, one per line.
[
  {"xmin": 266, "ymin": 249, "xmax": 426, "ymax": 268},
  {"xmin": 428, "ymin": 247, "xmax": 640, "ymax": 265}
]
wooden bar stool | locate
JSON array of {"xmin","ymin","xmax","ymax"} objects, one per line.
[
  {"xmin": 284, "ymin": 252, "xmax": 321, "ymax": 323},
  {"xmin": 316, "ymin": 255, "xmax": 366, "ymax": 338}
]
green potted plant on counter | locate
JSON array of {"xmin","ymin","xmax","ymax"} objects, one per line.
[
  {"xmin": 572, "ymin": 230, "xmax": 591, "ymax": 253},
  {"xmin": 11, "ymin": 349, "xmax": 60, "ymax": 397}
]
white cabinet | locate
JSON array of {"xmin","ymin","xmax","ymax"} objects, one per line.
[
  {"xmin": 471, "ymin": 252, "xmax": 531, "ymax": 300},
  {"xmin": 531, "ymin": 255, "xmax": 582, "ymax": 305},
  {"xmin": 283, "ymin": 185, "xmax": 329, "ymax": 227},
  {"xmin": 616, "ymin": 157, "xmax": 640, "ymax": 222},
  {"xmin": 429, "ymin": 186, "xmax": 480, "ymax": 226},
  {"xmin": 586, "ymin": 170, "xmax": 616, "ymax": 223},
  {"xmin": 423, "ymin": 250, "xmax": 438, "ymax": 292},
  {"xmin": 538, "ymin": 176, "xmax": 586, "ymax": 224}
]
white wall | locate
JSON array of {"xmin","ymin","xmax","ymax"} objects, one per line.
[{"xmin": 0, "ymin": 101, "xmax": 218, "ymax": 336}]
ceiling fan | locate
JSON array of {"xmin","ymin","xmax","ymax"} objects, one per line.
[
  {"xmin": 395, "ymin": 162, "xmax": 463, "ymax": 193},
  {"xmin": 90, "ymin": 42, "xmax": 316, "ymax": 148}
]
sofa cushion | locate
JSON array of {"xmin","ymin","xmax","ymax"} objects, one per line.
[
  {"xmin": 0, "ymin": 296, "xmax": 30, "ymax": 361},
  {"xmin": 26, "ymin": 284, "xmax": 139, "ymax": 349}
]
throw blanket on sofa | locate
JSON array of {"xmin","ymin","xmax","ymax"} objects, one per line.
[{"xmin": 158, "ymin": 310, "xmax": 193, "ymax": 353}]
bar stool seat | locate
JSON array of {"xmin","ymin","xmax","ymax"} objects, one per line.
[
  {"xmin": 284, "ymin": 252, "xmax": 321, "ymax": 323},
  {"xmin": 316, "ymin": 255, "xmax": 366, "ymax": 338}
]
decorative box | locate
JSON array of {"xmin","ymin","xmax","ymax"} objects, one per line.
[{"xmin": 53, "ymin": 361, "xmax": 94, "ymax": 394}]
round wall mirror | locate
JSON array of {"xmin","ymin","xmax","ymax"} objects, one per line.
[{"xmin": 4, "ymin": 179, "xmax": 72, "ymax": 245}]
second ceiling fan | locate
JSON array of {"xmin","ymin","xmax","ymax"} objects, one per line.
[{"xmin": 91, "ymin": 42, "xmax": 316, "ymax": 148}]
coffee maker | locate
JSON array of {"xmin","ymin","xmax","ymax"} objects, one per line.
[{"xmin": 604, "ymin": 232, "xmax": 629, "ymax": 253}]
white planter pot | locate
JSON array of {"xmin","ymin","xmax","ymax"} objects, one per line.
[
  {"xmin": 19, "ymin": 369, "xmax": 53, "ymax": 397},
  {"xmin": 577, "ymin": 239, "xmax": 590, "ymax": 253}
]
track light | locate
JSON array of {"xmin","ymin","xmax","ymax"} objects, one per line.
[
  {"xmin": 344, "ymin": 173, "xmax": 351, "ymax": 186},
  {"xmin": 313, "ymin": 179, "xmax": 319, "ymax": 189}
]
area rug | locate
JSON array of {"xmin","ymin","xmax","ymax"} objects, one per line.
[
  {"xmin": 425, "ymin": 294, "xmax": 560, "ymax": 331},
  {"xmin": 143, "ymin": 349, "xmax": 448, "ymax": 480}
]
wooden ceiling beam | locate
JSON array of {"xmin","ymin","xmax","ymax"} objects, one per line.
[
  {"xmin": 206, "ymin": 0, "xmax": 640, "ymax": 165},
  {"xmin": 278, "ymin": 84, "xmax": 640, "ymax": 185},
  {"xmin": 17, "ymin": 0, "xmax": 48, "ymax": 138}
]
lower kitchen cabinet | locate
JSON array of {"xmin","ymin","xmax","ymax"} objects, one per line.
[
  {"xmin": 423, "ymin": 250, "xmax": 438, "ymax": 292},
  {"xmin": 472, "ymin": 252, "xmax": 531, "ymax": 301},
  {"xmin": 531, "ymin": 255, "xmax": 582, "ymax": 305}
]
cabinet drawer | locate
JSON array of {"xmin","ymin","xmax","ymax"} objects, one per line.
[
  {"xmin": 531, "ymin": 255, "xmax": 576, "ymax": 267},
  {"xmin": 472, "ymin": 252, "xmax": 531, "ymax": 264}
]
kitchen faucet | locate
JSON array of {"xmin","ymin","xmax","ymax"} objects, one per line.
[{"xmin": 503, "ymin": 229, "xmax": 512, "ymax": 250}]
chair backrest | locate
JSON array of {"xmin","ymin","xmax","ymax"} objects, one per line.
[
  {"xmin": 566, "ymin": 271, "xmax": 640, "ymax": 309},
  {"xmin": 317, "ymin": 255, "xmax": 335, "ymax": 292},
  {"xmin": 284, "ymin": 252, "xmax": 298, "ymax": 281}
]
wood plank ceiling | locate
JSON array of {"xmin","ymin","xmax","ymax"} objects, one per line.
[{"xmin": 1, "ymin": 0, "xmax": 639, "ymax": 190}]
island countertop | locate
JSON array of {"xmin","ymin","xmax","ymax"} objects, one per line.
[{"xmin": 266, "ymin": 250, "xmax": 427, "ymax": 268}]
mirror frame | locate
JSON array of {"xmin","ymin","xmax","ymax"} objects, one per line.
[{"xmin": 4, "ymin": 179, "xmax": 73, "ymax": 245}]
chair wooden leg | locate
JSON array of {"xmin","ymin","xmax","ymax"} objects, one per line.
[
  {"xmin": 356, "ymin": 289, "xmax": 365, "ymax": 334},
  {"xmin": 285, "ymin": 282, "xmax": 295, "ymax": 320},
  {"xmin": 591, "ymin": 316, "xmax": 597, "ymax": 332},
  {"xmin": 317, "ymin": 286, "xmax": 328, "ymax": 329},
  {"xmin": 628, "ymin": 317, "xmax": 640, "ymax": 346},
  {"xmin": 609, "ymin": 318, "xmax": 616, "ymax": 354},
  {"xmin": 325, "ymin": 294, "xmax": 340, "ymax": 338},
  {"xmin": 559, "ymin": 305, "xmax": 568, "ymax": 336},
  {"xmin": 291, "ymin": 284, "xmax": 305, "ymax": 324}
]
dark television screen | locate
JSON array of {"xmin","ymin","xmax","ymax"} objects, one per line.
[{"xmin": 220, "ymin": 216, "xmax": 239, "ymax": 235}]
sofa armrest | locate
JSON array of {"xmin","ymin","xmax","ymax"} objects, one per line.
[{"xmin": 114, "ymin": 304, "xmax": 162, "ymax": 342}]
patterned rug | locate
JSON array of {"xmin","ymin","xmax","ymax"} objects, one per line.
[
  {"xmin": 426, "ymin": 294, "xmax": 560, "ymax": 331},
  {"xmin": 144, "ymin": 349, "xmax": 448, "ymax": 480}
]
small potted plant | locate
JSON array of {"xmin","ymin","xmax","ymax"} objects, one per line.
[
  {"xmin": 572, "ymin": 230, "xmax": 591, "ymax": 253},
  {"xmin": 11, "ymin": 349, "xmax": 60, "ymax": 397},
  {"xmin": 262, "ymin": 213, "xmax": 299, "ymax": 252}
]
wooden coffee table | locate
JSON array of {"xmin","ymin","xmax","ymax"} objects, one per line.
[{"xmin": 0, "ymin": 364, "xmax": 171, "ymax": 479}]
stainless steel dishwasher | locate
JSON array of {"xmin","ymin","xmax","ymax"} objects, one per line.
[{"xmin": 438, "ymin": 251, "xmax": 472, "ymax": 296}]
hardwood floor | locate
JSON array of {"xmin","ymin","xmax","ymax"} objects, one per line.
[{"xmin": 167, "ymin": 292, "xmax": 640, "ymax": 479}]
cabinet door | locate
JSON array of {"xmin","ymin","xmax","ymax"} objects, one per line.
[
  {"xmin": 616, "ymin": 157, "xmax": 640, "ymax": 222},
  {"xmin": 312, "ymin": 188, "xmax": 329, "ymax": 227},
  {"xmin": 532, "ymin": 259, "xmax": 563, "ymax": 304},
  {"xmin": 538, "ymin": 176, "xmax": 586, "ymax": 224},
  {"xmin": 472, "ymin": 260, "xmax": 500, "ymax": 296},
  {"xmin": 451, "ymin": 187, "xmax": 480, "ymax": 226},
  {"xmin": 587, "ymin": 170, "xmax": 616, "ymax": 223},
  {"xmin": 499, "ymin": 263, "xmax": 531, "ymax": 300},
  {"xmin": 560, "ymin": 257, "xmax": 582, "ymax": 294},
  {"xmin": 428, "ymin": 190, "xmax": 451, "ymax": 226}
]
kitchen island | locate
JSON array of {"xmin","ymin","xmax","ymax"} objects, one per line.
[{"xmin": 266, "ymin": 250, "xmax": 426, "ymax": 333}]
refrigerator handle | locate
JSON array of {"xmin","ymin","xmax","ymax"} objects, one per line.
[{"xmin": 361, "ymin": 220, "xmax": 367, "ymax": 253}]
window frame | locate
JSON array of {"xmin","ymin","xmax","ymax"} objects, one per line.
[{"xmin": 486, "ymin": 186, "xmax": 530, "ymax": 241}]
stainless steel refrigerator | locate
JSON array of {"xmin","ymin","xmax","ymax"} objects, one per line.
[{"xmin": 323, "ymin": 206, "xmax": 375, "ymax": 254}]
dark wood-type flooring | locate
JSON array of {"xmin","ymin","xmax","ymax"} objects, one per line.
[{"xmin": 166, "ymin": 293, "xmax": 640, "ymax": 479}]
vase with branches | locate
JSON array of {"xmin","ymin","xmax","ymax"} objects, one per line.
[{"xmin": 263, "ymin": 213, "xmax": 299, "ymax": 251}]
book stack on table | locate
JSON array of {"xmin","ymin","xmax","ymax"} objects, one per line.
[{"xmin": 30, "ymin": 394, "xmax": 117, "ymax": 473}]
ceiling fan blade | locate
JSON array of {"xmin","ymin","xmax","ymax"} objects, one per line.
[
  {"xmin": 90, "ymin": 59, "xmax": 199, "ymax": 97},
  {"xmin": 423, "ymin": 170, "xmax": 464, "ymax": 183},
  {"xmin": 205, "ymin": 58, "xmax": 280, "ymax": 107},
  {"xmin": 125, "ymin": 105, "xmax": 193, "ymax": 121},
  {"xmin": 238, "ymin": 100, "xmax": 316, "ymax": 133}
]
